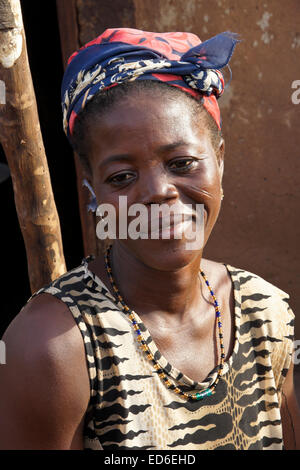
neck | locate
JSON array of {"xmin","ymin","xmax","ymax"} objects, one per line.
[{"xmin": 107, "ymin": 242, "xmax": 204, "ymax": 320}]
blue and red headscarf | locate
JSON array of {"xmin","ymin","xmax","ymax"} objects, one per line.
[{"xmin": 61, "ymin": 28, "xmax": 239, "ymax": 140}]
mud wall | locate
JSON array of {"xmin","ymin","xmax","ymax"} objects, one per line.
[{"xmin": 60, "ymin": 0, "xmax": 300, "ymax": 337}]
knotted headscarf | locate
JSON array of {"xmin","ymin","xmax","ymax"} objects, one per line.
[{"xmin": 61, "ymin": 28, "xmax": 239, "ymax": 140}]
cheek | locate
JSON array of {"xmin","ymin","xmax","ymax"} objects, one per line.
[
  {"xmin": 94, "ymin": 187, "xmax": 121, "ymax": 216},
  {"xmin": 185, "ymin": 164, "xmax": 222, "ymax": 198},
  {"xmin": 91, "ymin": 166, "xmax": 118, "ymax": 204},
  {"xmin": 182, "ymin": 165, "xmax": 222, "ymax": 230},
  {"xmin": 93, "ymin": 184, "xmax": 133, "ymax": 228},
  {"xmin": 203, "ymin": 159, "xmax": 222, "ymax": 186}
]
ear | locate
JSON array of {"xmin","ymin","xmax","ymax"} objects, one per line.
[
  {"xmin": 217, "ymin": 138, "xmax": 225, "ymax": 183},
  {"xmin": 75, "ymin": 152, "xmax": 92, "ymax": 181},
  {"xmin": 82, "ymin": 178, "xmax": 98, "ymax": 213}
]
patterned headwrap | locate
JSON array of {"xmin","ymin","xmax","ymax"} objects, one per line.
[{"xmin": 61, "ymin": 28, "xmax": 239, "ymax": 140}]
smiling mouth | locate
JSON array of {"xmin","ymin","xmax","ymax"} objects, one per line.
[{"xmin": 138, "ymin": 213, "xmax": 195, "ymax": 237}]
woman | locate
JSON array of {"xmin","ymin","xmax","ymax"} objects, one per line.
[{"xmin": 0, "ymin": 28, "xmax": 299, "ymax": 450}]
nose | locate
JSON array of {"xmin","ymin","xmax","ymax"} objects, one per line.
[{"xmin": 138, "ymin": 167, "xmax": 179, "ymax": 205}]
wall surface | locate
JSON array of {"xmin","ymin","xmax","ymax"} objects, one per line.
[{"xmin": 62, "ymin": 0, "xmax": 300, "ymax": 337}]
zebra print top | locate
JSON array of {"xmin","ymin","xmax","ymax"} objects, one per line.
[{"xmin": 28, "ymin": 256, "xmax": 294, "ymax": 450}]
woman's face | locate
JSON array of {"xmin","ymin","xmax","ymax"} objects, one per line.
[{"xmin": 87, "ymin": 91, "xmax": 224, "ymax": 270}]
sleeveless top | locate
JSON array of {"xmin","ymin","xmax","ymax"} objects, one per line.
[{"xmin": 28, "ymin": 256, "xmax": 294, "ymax": 450}]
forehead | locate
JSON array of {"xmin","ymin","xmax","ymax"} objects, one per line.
[{"xmin": 87, "ymin": 93, "xmax": 210, "ymax": 164}]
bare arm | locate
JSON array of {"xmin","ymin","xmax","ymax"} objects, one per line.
[
  {"xmin": 280, "ymin": 361, "xmax": 300, "ymax": 450},
  {"xmin": 0, "ymin": 294, "xmax": 90, "ymax": 450}
]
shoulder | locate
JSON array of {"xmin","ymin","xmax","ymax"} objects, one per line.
[
  {"xmin": 226, "ymin": 264, "xmax": 293, "ymax": 315},
  {"xmin": 201, "ymin": 258, "xmax": 233, "ymax": 291},
  {"xmin": 204, "ymin": 259, "xmax": 294, "ymax": 331},
  {"xmin": 225, "ymin": 264, "xmax": 295, "ymax": 356},
  {"xmin": 3, "ymin": 292, "xmax": 90, "ymax": 387},
  {"xmin": 225, "ymin": 265, "xmax": 296, "ymax": 400},
  {"xmin": 0, "ymin": 292, "xmax": 90, "ymax": 448}
]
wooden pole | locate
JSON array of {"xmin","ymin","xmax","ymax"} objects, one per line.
[{"xmin": 0, "ymin": 0, "xmax": 66, "ymax": 293}]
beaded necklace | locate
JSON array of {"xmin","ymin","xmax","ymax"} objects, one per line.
[{"xmin": 104, "ymin": 244, "xmax": 225, "ymax": 401}]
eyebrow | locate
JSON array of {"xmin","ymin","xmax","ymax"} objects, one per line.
[
  {"xmin": 98, "ymin": 154, "xmax": 135, "ymax": 170},
  {"xmin": 157, "ymin": 141, "xmax": 190, "ymax": 153},
  {"xmin": 99, "ymin": 141, "xmax": 193, "ymax": 169}
]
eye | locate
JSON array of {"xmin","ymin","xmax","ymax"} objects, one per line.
[
  {"xmin": 106, "ymin": 171, "xmax": 136, "ymax": 186},
  {"xmin": 168, "ymin": 158, "xmax": 197, "ymax": 172}
]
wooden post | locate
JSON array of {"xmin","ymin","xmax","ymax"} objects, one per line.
[{"xmin": 0, "ymin": 0, "xmax": 66, "ymax": 293}]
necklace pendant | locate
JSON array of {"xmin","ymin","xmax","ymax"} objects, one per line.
[{"xmin": 195, "ymin": 389, "xmax": 213, "ymax": 400}]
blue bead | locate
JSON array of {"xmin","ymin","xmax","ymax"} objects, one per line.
[{"xmin": 218, "ymin": 322, "xmax": 222, "ymax": 328}]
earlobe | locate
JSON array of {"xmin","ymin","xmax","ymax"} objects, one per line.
[
  {"xmin": 219, "ymin": 159, "xmax": 224, "ymax": 182},
  {"xmin": 218, "ymin": 138, "xmax": 225, "ymax": 182}
]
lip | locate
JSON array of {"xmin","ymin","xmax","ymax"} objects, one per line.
[
  {"xmin": 158, "ymin": 218, "xmax": 194, "ymax": 239},
  {"xmin": 139, "ymin": 213, "xmax": 195, "ymax": 237},
  {"xmin": 150, "ymin": 212, "xmax": 194, "ymax": 225}
]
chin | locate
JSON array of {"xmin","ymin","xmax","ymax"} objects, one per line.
[{"xmin": 120, "ymin": 238, "xmax": 203, "ymax": 272}]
